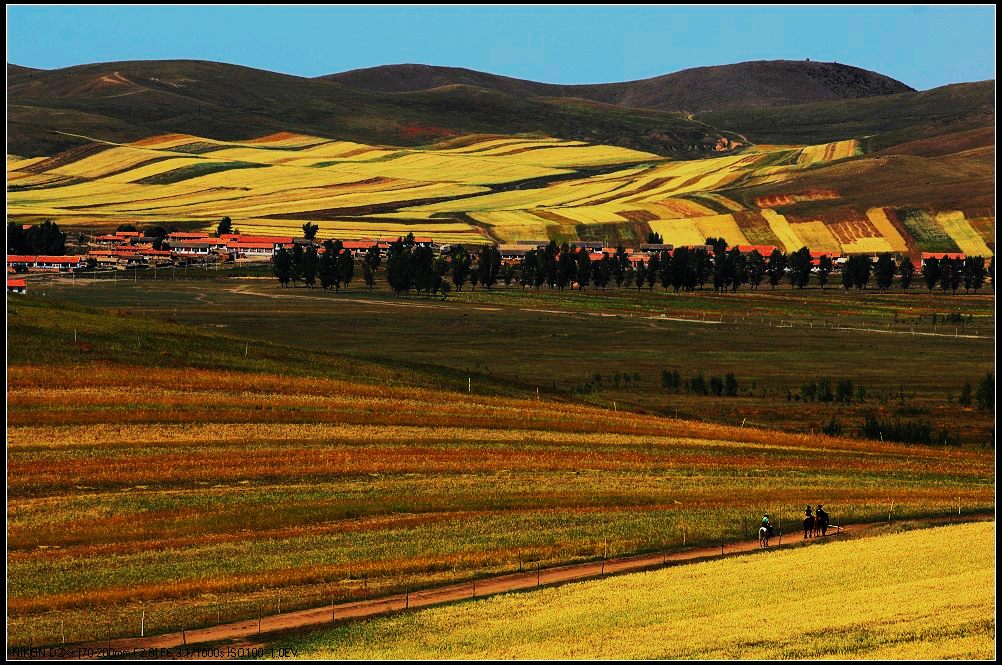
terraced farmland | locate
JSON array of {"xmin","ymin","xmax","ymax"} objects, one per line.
[
  {"xmin": 6, "ymin": 296, "xmax": 994, "ymax": 647},
  {"xmin": 274, "ymin": 521, "xmax": 995, "ymax": 659},
  {"xmin": 7, "ymin": 131, "xmax": 993, "ymax": 257}
]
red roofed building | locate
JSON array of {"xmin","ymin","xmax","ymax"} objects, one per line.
[
  {"xmin": 169, "ymin": 232, "xmax": 213, "ymax": 241},
  {"xmin": 6, "ymin": 255, "xmax": 37, "ymax": 269},
  {"xmin": 228, "ymin": 241, "xmax": 280, "ymax": 258},
  {"xmin": 7, "ymin": 277, "xmax": 27, "ymax": 294},
  {"xmin": 809, "ymin": 250, "xmax": 842, "ymax": 267},
  {"xmin": 6, "ymin": 255, "xmax": 85, "ymax": 271},
  {"xmin": 736, "ymin": 245, "xmax": 779, "ymax": 257},
  {"xmin": 341, "ymin": 240, "xmax": 379, "ymax": 256},
  {"xmin": 921, "ymin": 252, "xmax": 966, "ymax": 265}
]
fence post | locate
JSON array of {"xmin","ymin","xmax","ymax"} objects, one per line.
[{"xmin": 141, "ymin": 608, "xmax": 145, "ymax": 638}]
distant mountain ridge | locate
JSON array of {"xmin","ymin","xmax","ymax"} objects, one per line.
[
  {"xmin": 321, "ymin": 60, "xmax": 915, "ymax": 112},
  {"xmin": 7, "ymin": 59, "xmax": 989, "ymax": 161}
]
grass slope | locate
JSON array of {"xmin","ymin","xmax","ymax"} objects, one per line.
[
  {"xmin": 6, "ymin": 293, "xmax": 994, "ymax": 646},
  {"xmin": 698, "ymin": 81, "xmax": 994, "ymax": 149},
  {"xmin": 270, "ymin": 521, "xmax": 995, "ymax": 659}
]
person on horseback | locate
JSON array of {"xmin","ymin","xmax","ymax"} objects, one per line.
[
  {"xmin": 803, "ymin": 505, "xmax": 814, "ymax": 539},
  {"xmin": 816, "ymin": 505, "xmax": 829, "ymax": 536},
  {"xmin": 761, "ymin": 513, "xmax": 774, "ymax": 537}
]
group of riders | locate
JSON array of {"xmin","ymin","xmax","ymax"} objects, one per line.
[{"xmin": 758, "ymin": 505, "xmax": 831, "ymax": 546}]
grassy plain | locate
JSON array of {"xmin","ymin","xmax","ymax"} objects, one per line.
[
  {"xmin": 35, "ymin": 275, "xmax": 996, "ymax": 443},
  {"xmin": 271, "ymin": 521, "xmax": 995, "ymax": 659},
  {"xmin": 6, "ymin": 288, "xmax": 994, "ymax": 647}
]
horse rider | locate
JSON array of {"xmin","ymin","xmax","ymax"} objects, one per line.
[
  {"xmin": 803, "ymin": 505, "xmax": 814, "ymax": 539},
  {"xmin": 761, "ymin": 513, "xmax": 774, "ymax": 537},
  {"xmin": 816, "ymin": 504, "xmax": 829, "ymax": 535}
]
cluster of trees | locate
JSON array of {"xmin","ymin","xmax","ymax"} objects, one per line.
[
  {"xmin": 921, "ymin": 256, "xmax": 991, "ymax": 293},
  {"xmin": 272, "ymin": 240, "xmax": 371, "ymax": 290},
  {"xmin": 384, "ymin": 235, "xmax": 465, "ymax": 297},
  {"xmin": 574, "ymin": 371, "xmax": 643, "ymax": 394},
  {"xmin": 796, "ymin": 377, "xmax": 864, "ymax": 404},
  {"xmin": 7, "ymin": 220, "xmax": 66, "ymax": 256},
  {"xmin": 446, "ymin": 244, "xmax": 502, "ymax": 292},
  {"xmin": 857, "ymin": 414, "xmax": 958, "ymax": 446},
  {"xmin": 959, "ymin": 372, "xmax": 995, "ymax": 412},
  {"xmin": 661, "ymin": 369, "xmax": 740, "ymax": 397}
]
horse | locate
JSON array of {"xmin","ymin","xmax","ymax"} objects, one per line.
[
  {"xmin": 803, "ymin": 515, "xmax": 815, "ymax": 539},
  {"xmin": 758, "ymin": 525, "xmax": 771, "ymax": 548}
]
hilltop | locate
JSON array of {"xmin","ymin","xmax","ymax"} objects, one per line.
[{"xmin": 322, "ymin": 60, "xmax": 914, "ymax": 112}]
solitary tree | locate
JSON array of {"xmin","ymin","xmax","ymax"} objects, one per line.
[
  {"xmin": 362, "ymin": 261, "xmax": 376, "ymax": 290},
  {"xmin": 766, "ymin": 249, "xmax": 786, "ymax": 289},
  {"xmin": 301, "ymin": 245, "xmax": 319, "ymax": 288},
  {"xmin": 216, "ymin": 217, "xmax": 233, "ymax": 237},
  {"xmin": 301, "ymin": 222, "xmax": 319, "ymax": 240},
  {"xmin": 338, "ymin": 247, "xmax": 355, "ymax": 289},
  {"xmin": 817, "ymin": 254, "xmax": 833, "ymax": 289},
  {"xmin": 959, "ymin": 382, "xmax": 973, "ymax": 407},
  {"xmin": 874, "ymin": 253, "xmax": 896, "ymax": 291},
  {"xmin": 922, "ymin": 257, "xmax": 941, "ymax": 292},
  {"xmin": 747, "ymin": 250, "xmax": 766, "ymax": 290},
  {"xmin": 787, "ymin": 247, "xmax": 812, "ymax": 289},
  {"xmin": 272, "ymin": 247, "xmax": 292, "ymax": 286},
  {"xmin": 450, "ymin": 245, "xmax": 472, "ymax": 291},
  {"xmin": 898, "ymin": 256, "xmax": 915, "ymax": 290},
  {"xmin": 576, "ymin": 249, "xmax": 592, "ymax": 291},
  {"xmin": 974, "ymin": 372, "xmax": 994, "ymax": 413}
]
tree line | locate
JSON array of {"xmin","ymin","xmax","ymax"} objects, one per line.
[
  {"xmin": 268, "ymin": 232, "xmax": 994, "ymax": 296},
  {"xmin": 661, "ymin": 368, "xmax": 740, "ymax": 397}
]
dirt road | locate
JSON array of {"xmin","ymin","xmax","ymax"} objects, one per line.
[{"xmin": 23, "ymin": 515, "xmax": 988, "ymax": 659}]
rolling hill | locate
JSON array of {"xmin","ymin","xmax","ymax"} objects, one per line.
[
  {"xmin": 6, "ymin": 60, "xmax": 727, "ymax": 158},
  {"xmin": 322, "ymin": 60, "xmax": 914, "ymax": 112}
]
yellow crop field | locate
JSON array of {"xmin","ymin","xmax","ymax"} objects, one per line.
[
  {"xmin": 760, "ymin": 209, "xmax": 804, "ymax": 252},
  {"xmin": 281, "ymin": 521, "xmax": 995, "ymax": 660},
  {"xmin": 797, "ymin": 139, "xmax": 860, "ymax": 166},
  {"xmin": 936, "ymin": 211, "xmax": 994, "ymax": 256},
  {"xmin": 789, "ymin": 220, "xmax": 843, "ymax": 253},
  {"xmin": 6, "ymin": 131, "xmax": 993, "ymax": 255},
  {"xmin": 690, "ymin": 213, "xmax": 751, "ymax": 245},
  {"xmin": 865, "ymin": 208, "xmax": 910, "ymax": 253}
]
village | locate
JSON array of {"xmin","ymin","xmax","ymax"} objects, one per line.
[{"xmin": 6, "ymin": 224, "xmax": 970, "ymax": 292}]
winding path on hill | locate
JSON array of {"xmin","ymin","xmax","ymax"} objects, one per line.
[{"xmin": 30, "ymin": 515, "xmax": 990, "ymax": 659}]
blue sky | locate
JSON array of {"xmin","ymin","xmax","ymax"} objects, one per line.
[{"xmin": 6, "ymin": 5, "xmax": 996, "ymax": 89}]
